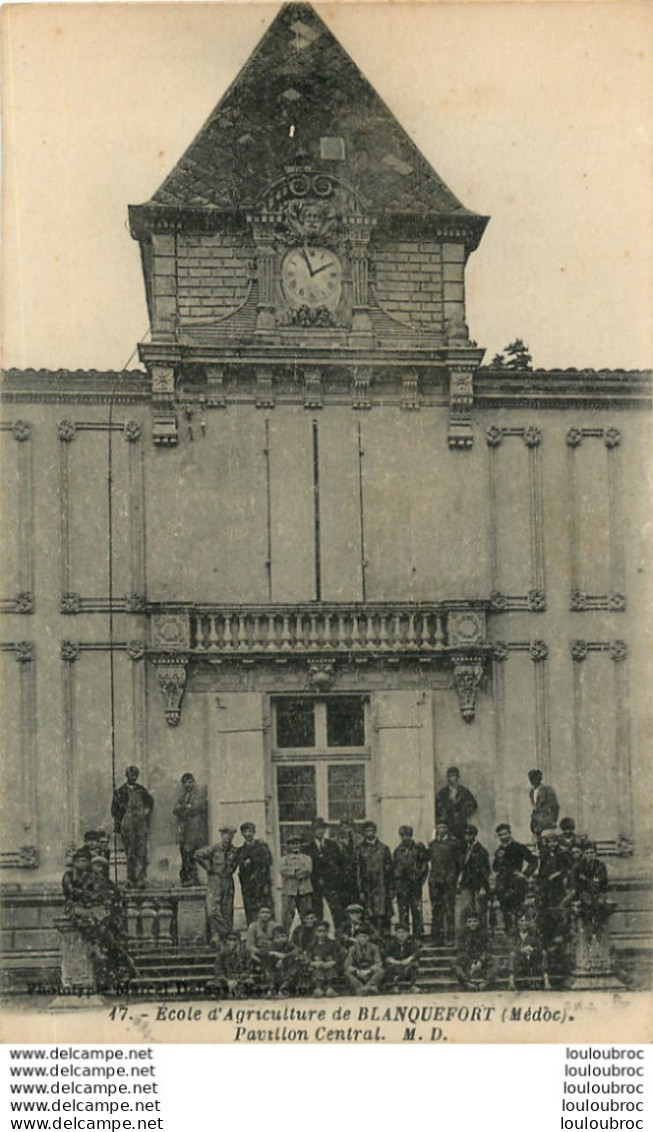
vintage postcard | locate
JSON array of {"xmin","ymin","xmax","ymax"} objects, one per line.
[{"xmin": 1, "ymin": 1, "xmax": 651, "ymax": 1045}]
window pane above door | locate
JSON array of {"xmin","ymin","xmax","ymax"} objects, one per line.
[
  {"xmin": 276, "ymin": 699, "xmax": 316, "ymax": 748},
  {"xmin": 328, "ymin": 763, "xmax": 366, "ymax": 822},
  {"xmin": 326, "ymin": 697, "xmax": 365, "ymax": 747},
  {"xmin": 276, "ymin": 764, "xmax": 317, "ymax": 822}
]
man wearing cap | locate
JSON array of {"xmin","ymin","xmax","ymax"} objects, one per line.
[
  {"xmin": 492, "ymin": 823, "xmax": 538, "ymax": 934},
  {"xmin": 279, "ymin": 836, "xmax": 313, "ymax": 930},
  {"xmin": 435, "ymin": 767, "xmax": 478, "ymax": 857},
  {"xmin": 344, "ymin": 924, "xmax": 384, "ymax": 995},
  {"xmin": 237, "ymin": 822, "xmax": 274, "ymax": 924},
  {"xmin": 356, "ymin": 821, "xmax": 394, "ymax": 935},
  {"xmin": 173, "ymin": 773, "xmax": 209, "ymax": 887},
  {"xmin": 111, "ymin": 766, "xmax": 154, "ymax": 889},
  {"xmin": 457, "ymin": 825, "xmax": 491, "ymax": 928},
  {"xmin": 393, "ymin": 825, "xmax": 429, "ymax": 938},
  {"xmin": 195, "ymin": 827, "xmax": 239, "ymax": 943},
  {"xmin": 427, "ymin": 822, "xmax": 459, "ymax": 945},
  {"xmin": 214, "ymin": 930, "xmax": 254, "ymax": 999},
  {"xmin": 303, "ymin": 818, "xmax": 344, "ymax": 928},
  {"xmin": 528, "ymin": 769, "xmax": 559, "ymax": 841},
  {"xmin": 338, "ymin": 903, "xmax": 379, "ymax": 950}
]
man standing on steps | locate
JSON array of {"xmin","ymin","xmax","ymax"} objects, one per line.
[
  {"xmin": 357, "ymin": 821, "xmax": 395, "ymax": 935},
  {"xmin": 111, "ymin": 766, "xmax": 154, "ymax": 889},
  {"xmin": 457, "ymin": 824, "xmax": 491, "ymax": 930},
  {"xmin": 528, "ymin": 768, "xmax": 559, "ymax": 841},
  {"xmin": 237, "ymin": 821, "xmax": 274, "ymax": 924},
  {"xmin": 435, "ymin": 766, "xmax": 478, "ymax": 859},
  {"xmin": 393, "ymin": 825, "xmax": 429, "ymax": 938},
  {"xmin": 303, "ymin": 817, "xmax": 344, "ymax": 928},
  {"xmin": 195, "ymin": 826, "xmax": 239, "ymax": 943},
  {"xmin": 492, "ymin": 823, "xmax": 538, "ymax": 935},
  {"xmin": 427, "ymin": 822, "xmax": 459, "ymax": 946},
  {"xmin": 173, "ymin": 773, "xmax": 208, "ymax": 887}
]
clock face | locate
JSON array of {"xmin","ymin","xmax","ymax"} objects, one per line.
[{"xmin": 281, "ymin": 247, "xmax": 342, "ymax": 311}]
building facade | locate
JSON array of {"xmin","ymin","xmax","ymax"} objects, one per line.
[{"xmin": 1, "ymin": 3, "xmax": 651, "ymax": 984}]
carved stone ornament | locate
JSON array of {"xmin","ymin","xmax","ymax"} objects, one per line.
[
  {"xmin": 485, "ymin": 425, "xmax": 503, "ymax": 448},
  {"xmin": 15, "ymin": 591, "xmax": 34, "ymax": 614},
  {"xmin": 566, "ymin": 428, "xmax": 583, "ymax": 448},
  {"xmin": 448, "ymin": 610, "xmax": 487, "ymax": 648},
  {"xmin": 125, "ymin": 592, "xmax": 147, "ymax": 613},
  {"xmin": 61, "ymin": 592, "xmax": 82, "ymax": 614},
  {"xmin": 528, "ymin": 639, "xmax": 549, "ymax": 663},
  {"xmin": 451, "ymin": 655, "xmax": 485, "ymax": 723},
  {"xmin": 603, "ymin": 427, "xmax": 621, "ymax": 450},
  {"xmin": 12, "ymin": 420, "xmax": 31, "ymax": 442},
  {"xmin": 308, "ymin": 661, "xmax": 335, "ymax": 691},
  {"xmin": 126, "ymin": 640, "xmax": 146, "ymax": 662},
  {"xmin": 609, "ymin": 640, "xmax": 628, "ymax": 663},
  {"xmin": 608, "ymin": 592, "xmax": 627, "ymax": 612},
  {"xmin": 14, "ymin": 641, "xmax": 35, "ymax": 663},
  {"xmin": 571, "ymin": 640, "xmax": 588, "ymax": 662},
  {"xmin": 124, "ymin": 421, "xmax": 142, "ymax": 442},
  {"xmin": 449, "ymin": 367, "xmax": 474, "ymax": 409},
  {"xmin": 492, "ymin": 641, "xmax": 509, "ymax": 662},
  {"xmin": 489, "ymin": 591, "xmax": 508, "ymax": 612},
  {"xmin": 570, "ymin": 590, "xmax": 589, "ymax": 612},
  {"xmin": 523, "ymin": 425, "xmax": 542, "ymax": 449},
  {"xmin": 352, "ymin": 369, "xmax": 372, "ymax": 410},
  {"xmin": 156, "ymin": 663, "xmax": 188, "ymax": 727},
  {"xmin": 401, "ymin": 371, "xmax": 420, "ymax": 411},
  {"xmin": 58, "ymin": 420, "xmax": 77, "ymax": 442},
  {"xmin": 18, "ymin": 845, "xmax": 39, "ymax": 868},
  {"xmin": 151, "ymin": 366, "xmax": 175, "ymax": 396},
  {"xmin": 255, "ymin": 371, "xmax": 275, "ymax": 410},
  {"xmin": 304, "ymin": 368, "xmax": 323, "ymax": 409},
  {"xmin": 616, "ymin": 834, "xmax": 634, "ymax": 858},
  {"xmin": 527, "ymin": 589, "xmax": 546, "ymax": 612},
  {"xmin": 150, "ymin": 613, "xmax": 190, "ymax": 651},
  {"xmin": 61, "ymin": 640, "xmax": 81, "ymax": 662}
]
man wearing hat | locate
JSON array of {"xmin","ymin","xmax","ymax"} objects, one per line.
[
  {"xmin": 393, "ymin": 825, "xmax": 429, "ymax": 938},
  {"xmin": 237, "ymin": 822, "xmax": 274, "ymax": 924},
  {"xmin": 528, "ymin": 769, "xmax": 559, "ymax": 841},
  {"xmin": 435, "ymin": 767, "xmax": 478, "ymax": 858},
  {"xmin": 303, "ymin": 818, "xmax": 344, "ymax": 928},
  {"xmin": 173, "ymin": 773, "xmax": 209, "ymax": 887},
  {"xmin": 279, "ymin": 836, "xmax": 313, "ymax": 930},
  {"xmin": 356, "ymin": 821, "xmax": 394, "ymax": 935},
  {"xmin": 111, "ymin": 766, "xmax": 154, "ymax": 889},
  {"xmin": 195, "ymin": 827, "xmax": 239, "ymax": 942}
]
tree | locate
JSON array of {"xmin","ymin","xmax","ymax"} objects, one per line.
[{"xmin": 504, "ymin": 339, "xmax": 532, "ymax": 371}]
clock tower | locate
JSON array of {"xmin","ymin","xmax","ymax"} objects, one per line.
[{"xmin": 129, "ymin": 1, "xmax": 488, "ymax": 447}]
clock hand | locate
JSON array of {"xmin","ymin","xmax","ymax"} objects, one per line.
[
  {"xmin": 311, "ymin": 261, "xmax": 336, "ymax": 276},
  {"xmin": 300, "ymin": 247, "xmax": 316, "ymax": 277}
]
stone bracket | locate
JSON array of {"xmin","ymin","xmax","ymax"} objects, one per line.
[
  {"xmin": 451, "ymin": 652, "xmax": 486, "ymax": 722},
  {"xmin": 155, "ymin": 660, "xmax": 188, "ymax": 727}
]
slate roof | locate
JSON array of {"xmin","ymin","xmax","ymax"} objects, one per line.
[{"xmin": 147, "ymin": 3, "xmax": 476, "ymax": 217}]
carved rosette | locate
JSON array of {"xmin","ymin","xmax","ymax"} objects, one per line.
[
  {"xmin": 15, "ymin": 592, "xmax": 34, "ymax": 614},
  {"xmin": 308, "ymin": 662, "xmax": 335, "ymax": 691},
  {"xmin": 608, "ymin": 592, "xmax": 627, "ymax": 612},
  {"xmin": 61, "ymin": 592, "xmax": 82, "ymax": 614},
  {"xmin": 61, "ymin": 640, "xmax": 81, "ymax": 662},
  {"xmin": 156, "ymin": 662, "xmax": 188, "ymax": 727},
  {"xmin": 124, "ymin": 421, "xmax": 142, "ymax": 442},
  {"xmin": 527, "ymin": 589, "xmax": 546, "ymax": 612},
  {"xmin": 492, "ymin": 641, "xmax": 509, "ymax": 662},
  {"xmin": 528, "ymin": 640, "xmax": 549, "ymax": 663},
  {"xmin": 571, "ymin": 640, "xmax": 588, "ymax": 662},
  {"xmin": 125, "ymin": 592, "xmax": 147, "ymax": 613},
  {"xmin": 523, "ymin": 425, "xmax": 542, "ymax": 449},
  {"xmin": 150, "ymin": 613, "xmax": 191, "ymax": 651},
  {"xmin": 485, "ymin": 425, "xmax": 503, "ymax": 448},
  {"xmin": 126, "ymin": 640, "xmax": 146, "ymax": 662},
  {"xmin": 14, "ymin": 641, "xmax": 35, "ymax": 664},
  {"xmin": 603, "ymin": 427, "xmax": 621, "ymax": 450},
  {"xmin": 566, "ymin": 428, "xmax": 583, "ymax": 448},
  {"xmin": 609, "ymin": 640, "xmax": 628, "ymax": 663},
  {"xmin": 489, "ymin": 591, "xmax": 508, "ymax": 612},
  {"xmin": 12, "ymin": 421, "xmax": 31, "ymax": 442},
  {"xmin": 58, "ymin": 420, "xmax": 77, "ymax": 443},
  {"xmin": 448, "ymin": 610, "xmax": 487, "ymax": 649},
  {"xmin": 570, "ymin": 590, "xmax": 589, "ymax": 612},
  {"xmin": 18, "ymin": 845, "xmax": 39, "ymax": 868},
  {"xmin": 451, "ymin": 654, "xmax": 485, "ymax": 723}
]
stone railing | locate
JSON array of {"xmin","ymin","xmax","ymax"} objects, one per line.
[
  {"xmin": 124, "ymin": 895, "xmax": 176, "ymax": 947},
  {"xmin": 150, "ymin": 602, "xmax": 489, "ymax": 657}
]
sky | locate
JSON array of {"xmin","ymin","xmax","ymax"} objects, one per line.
[{"xmin": 2, "ymin": 1, "xmax": 652, "ymax": 372}]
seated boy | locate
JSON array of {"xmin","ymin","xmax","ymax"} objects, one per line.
[
  {"xmin": 338, "ymin": 903, "xmax": 379, "ymax": 950},
  {"xmin": 263, "ymin": 925, "xmax": 299, "ymax": 997},
  {"xmin": 344, "ymin": 925, "xmax": 384, "ymax": 996},
  {"xmin": 306, "ymin": 921, "xmax": 343, "ymax": 997},
  {"xmin": 508, "ymin": 911, "xmax": 550, "ymax": 991},
  {"xmin": 454, "ymin": 908, "xmax": 495, "ymax": 991},
  {"xmin": 383, "ymin": 922, "xmax": 421, "ymax": 994},
  {"xmin": 214, "ymin": 930, "xmax": 254, "ymax": 999}
]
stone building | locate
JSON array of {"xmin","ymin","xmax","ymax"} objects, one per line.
[{"xmin": 1, "ymin": 3, "xmax": 651, "ymax": 986}]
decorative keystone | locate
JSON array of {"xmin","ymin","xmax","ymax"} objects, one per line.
[
  {"xmin": 156, "ymin": 662, "xmax": 188, "ymax": 727},
  {"xmin": 451, "ymin": 654, "xmax": 485, "ymax": 723}
]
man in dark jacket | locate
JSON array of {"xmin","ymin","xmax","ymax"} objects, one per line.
[
  {"xmin": 237, "ymin": 821, "xmax": 274, "ymax": 924},
  {"xmin": 457, "ymin": 824, "xmax": 490, "ymax": 928},
  {"xmin": 392, "ymin": 825, "xmax": 429, "ymax": 937},
  {"xmin": 303, "ymin": 818, "xmax": 344, "ymax": 928},
  {"xmin": 528, "ymin": 769, "xmax": 559, "ymax": 841},
  {"xmin": 435, "ymin": 766, "xmax": 478, "ymax": 857},
  {"xmin": 383, "ymin": 922, "xmax": 421, "ymax": 993},
  {"xmin": 111, "ymin": 766, "xmax": 154, "ymax": 889},
  {"xmin": 492, "ymin": 823, "xmax": 538, "ymax": 934},
  {"xmin": 428, "ymin": 823, "xmax": 459, "ymax": 945},
  {"xmin": 356, "ymin": 821, "xmax": 394, "ymax": 935},
  {"xmin": 173, "ymin": 773, "xmax": 208, "ymax": 886}
]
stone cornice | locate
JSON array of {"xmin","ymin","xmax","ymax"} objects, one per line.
[{"xmin": 475, "ymin": 367, "xmax": 652, "ymax": 409}]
